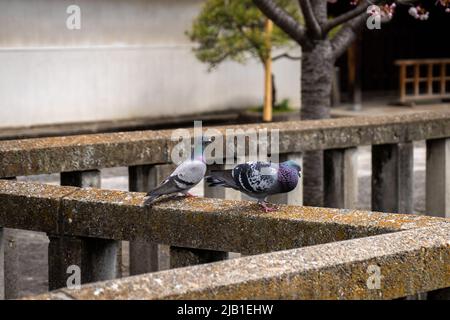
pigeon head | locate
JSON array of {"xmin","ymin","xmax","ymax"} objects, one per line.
[{"xmin": 282, "ymin": 160, "xmax": 302, "ymax": 177}]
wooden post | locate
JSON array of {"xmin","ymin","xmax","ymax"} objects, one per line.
[
  {"xmin": 372, "ymin": 143, "xmax": 414, "ymax": 214},
  {"xmin": 0, "ymin": 177, "xmax": 19, "ymax": 300},
  {"xmin": 440, "ymin": 62, "xmax": 446, "ymax": 96},
  {"xmin": 426, "ymin": 139, "xmax": 450, "ymax": 218},
  {"xmin": 324, "ymin": 147, "xmax": 358, "ymax": 209},
  {"xmin": 263, "ymin": 19, "xmax": 273, "ymax": 123},
  {"xmin": 413, "ymin": 64, "xmax": 420, "ymax": 97},
  {"xmin": 347, "ymin": 40, "xmax": 362, "ymax": 111},
  {"xmin": 268, "ymin": 153, "xmax": 303, "ymax": 205},
  {"xmin": 427, "ymin": 63, "xmax": 433, "ymax": 95},
  {"xmin": 399, "ymin": 64, "xmax": 407, "ymax": 104},
  {"xmin": 48, "ymin": 170, "xmax": 120, "ymax": 290},
  {"xmin": 128, "ymin": 165, "xmax": 170, "ymax": 274},
  {"xmin": 426, "ymin": 138, "xmax": 450, "ymax": 300}
]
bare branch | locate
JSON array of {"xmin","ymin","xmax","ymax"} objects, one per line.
[
  {"xmin": 330, "ymin": 14, "xmax": 366, "ymax": 60},
  {"xmin": 252, "ymin": 0, "xmax": 310, "ymax": 48},
  {"xmin": 323, "ymin": 0, "xmax": 382, "ymax": 35},
  {"xmin": 272, "ymin": 53, "xmax": 301, "ymax": 61},
  {"xmin": 298, "ymin": 0, "xmax": 322, "ymax": 38}
]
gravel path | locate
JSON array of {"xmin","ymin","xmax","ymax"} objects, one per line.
[{"xmin": 8, "ymin": 141, "xmax": 427, "ymax": 298}]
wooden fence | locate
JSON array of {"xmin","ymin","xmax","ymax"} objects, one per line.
[{"xmin": 395, "ymin": 58, "xmax": 450, "ymax": 105}]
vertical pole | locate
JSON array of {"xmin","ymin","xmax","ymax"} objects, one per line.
[
  {"xmin": 426, "ymin": 138, "xmax": 450, "ymax": 218},
  {"xmin": 48, "ymin": 170, "xmax": 120, "ymax": 291},
  {"xmin": 399, "ymin": 64, "xmax": 407, "ymax": 104},
  {"xmin": 324, "ymin": 147, "xmax": 358, "ymax": 209},
  {"xmin": 426, "ymin": 138, "xmax": 450, "ymax": 300},
  {"xmin": 0, "ymin": 177, "xmax": 19, "ymax": 299},
  {"xmin": 427, "ymin": 63, "xmax": 433, "ymax": 95},
  {"xmin": 413, "ymin": 64, "xmax": 420, "ymax": 97},
  {"xmin": 128, "ymin": 165, "xmax": 170, "ymax": 274},
  {"xmin": 347, "ymin": 39, "xmax": 362, "ymax": 111},
  {"xmin": 0, "ymin": 228, "xmax": 4, "ymax": 300},
  {"xmin": 372, "ymin": 143, "xmax": 414, "ymax": 214},
  {"xmin": 440, "ymin": 62, "xmax": 446, "ymax": 96},
  {"xmin": 263, "ymin": 19, "xmax": 273, "ymax": 122}
]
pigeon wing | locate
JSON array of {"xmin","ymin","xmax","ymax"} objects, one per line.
[
  {"xmin": 144, "ymin": 160, "xmax": 205, "ymax": 205},
  {"xmin": 233, "ymin": 161, "xmax": 278, "ymax": 194}
]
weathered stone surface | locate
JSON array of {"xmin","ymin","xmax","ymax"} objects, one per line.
[
  {"xmin": 1, "ymin": 110, "xmax": 450, "ymax": 177},
  {"xmin": 0, "ymin": 130, "xmax": 170, "ymax": 177},
  {"xmin": 372, "ymin": 143, "xmax": 414, "ymax": 214},
  {"xmin": 1, "ymin": 180, "xmax": 448, "ymax": 255},
  {"xmin": 27, "ymin": 224, "xmax": 450, "ymax": 300},
  {"xmin": 0, "ymin": 180, "xmax": 77, "ymax": 233}
]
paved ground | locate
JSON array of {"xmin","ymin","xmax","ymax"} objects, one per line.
[{"xmin": 6, "ymin": 140, "xmax": 429, "ymax": 298}]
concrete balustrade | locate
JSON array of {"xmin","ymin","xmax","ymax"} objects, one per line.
[
  {"xmin": 426, "ymin": 138, "xmax": 450, "ymax": 218},
  {"xmin": 324, "ymin": 147, "xmax": 358, "ymax": 209},
  {"xmin": 26, "ymin": 223, "xmax": 450, "ymax": 300},
  {"xmin": 372, "ymin": 142, "xmax": 414, "ymax": 214},
  {"xmin": 49, "ymin": 170, "xmax": 120, "ymax": 290},
  {"xmin": 1, "ymin": 111, "xmax": 450, "ymax": 299},
  {"xmin": 0, "ymin": 179, "xmax": 444, "ymax": 300},
  {"xmin": 1, "ymin": 110, "xmax": 450, "ymax": 178}
]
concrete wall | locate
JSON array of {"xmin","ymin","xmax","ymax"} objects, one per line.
[{"xmin": 0, "ymin": 0, "xmax": 301, "ymax": 127}]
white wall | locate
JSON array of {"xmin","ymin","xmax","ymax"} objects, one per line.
[{"xmin": 0, "ymin": 0, "xmax": 300, "ymax": 127}]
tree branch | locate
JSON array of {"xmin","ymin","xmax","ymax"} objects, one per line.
[
  {"xmin": 323, "ymin": 0, "xmax": 382, "ymax": 35},
  {"xmin": 252, "ymin": 0, "xmax": 310, "ymax": 48},
  {"xmin": 298, "ymin": 0, "xmax": 322, "ymax": 39},
  {"xmin": 330, "ymin": 14, "xmax": 366, "ymax": 60}
]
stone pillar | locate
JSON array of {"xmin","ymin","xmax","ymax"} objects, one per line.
[
  {"xmin": 372, "ymin": 143, "xmax": 414, "ymax": 214},
  {"xmin": 426, "ymin": 138, "xmax": 450, "ymax": 300},
  {"xmin": 128, "ymin": 164, "xmax": 171, "ymax": 274},
  {"xmin": 426, "ymin": 138, "xmax": 450, "ymax": 218},
  {"xmin": 0, "ymin": 177, "xmax": 20, "ymax": 299},
  {"xmin": 166, "ymin": 163, "xmax": 232, "ymax": 269},
  {"xmin": 0, "ymin": 228, "xmax": 3, "ymax": 300},
  {"xmin": 48, "ymin": 170, "xmax": 120, "ymax": 290},
  {"xmin": 268, "ymin": 153, "xmax": 303, "ymax": 205},
  {"xmin": 324, "ymin": 147, "xmax": 358, "ymax": 209}
]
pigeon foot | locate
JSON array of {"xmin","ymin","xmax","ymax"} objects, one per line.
[
  {"xmin": 259, "ymin": 201, "xmax": 277, "ymax": 212},
  {"xmin": 185, "ymin": 192, "xmax": 197, "ymax": 198}
]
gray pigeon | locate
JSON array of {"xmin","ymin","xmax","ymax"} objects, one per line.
[
  {"xmin": 144, "ymin": 137, "xmax": 210, "ymax": 206},
  {"xmin": 206, "ymin": 160, "xmax": 301, "ymax": 212}
]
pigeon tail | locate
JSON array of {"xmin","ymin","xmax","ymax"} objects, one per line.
[
  {"xmin": 143, "ymin": 191, "xmax": 161, "ymax": 206},
  {"xmin": 206, "ymin": 170, "xmax": 238, "ymax": 189}
]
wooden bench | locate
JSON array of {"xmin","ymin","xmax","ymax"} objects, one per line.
[{"xmin": 395, "ymin": 58, "xmax": 450, "ymax": 105}]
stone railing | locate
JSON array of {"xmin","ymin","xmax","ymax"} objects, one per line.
[
  {"xmin": 0, "ymin": 180, "xmax": 447, "ymax": 300},
  {"xmin": 1, "ymin": 110, "xmax": 450, "ymax": 299}
]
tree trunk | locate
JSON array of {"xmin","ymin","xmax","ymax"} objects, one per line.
[
  {"xmin": 300, "ymin": 40, "xmax": 334, "ymax": 207},
  {"xmin": 271, "ymin": 73, "xmax": 277, "ymax": 108}
]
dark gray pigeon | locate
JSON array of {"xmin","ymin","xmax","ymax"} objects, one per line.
[
  {"xmin": 206, "ymin": 160, "xmax": 301, "ymax": 212},
  {"xmin": 144, "ymin": 137, "xmax": 210, "ymax": 206}
]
